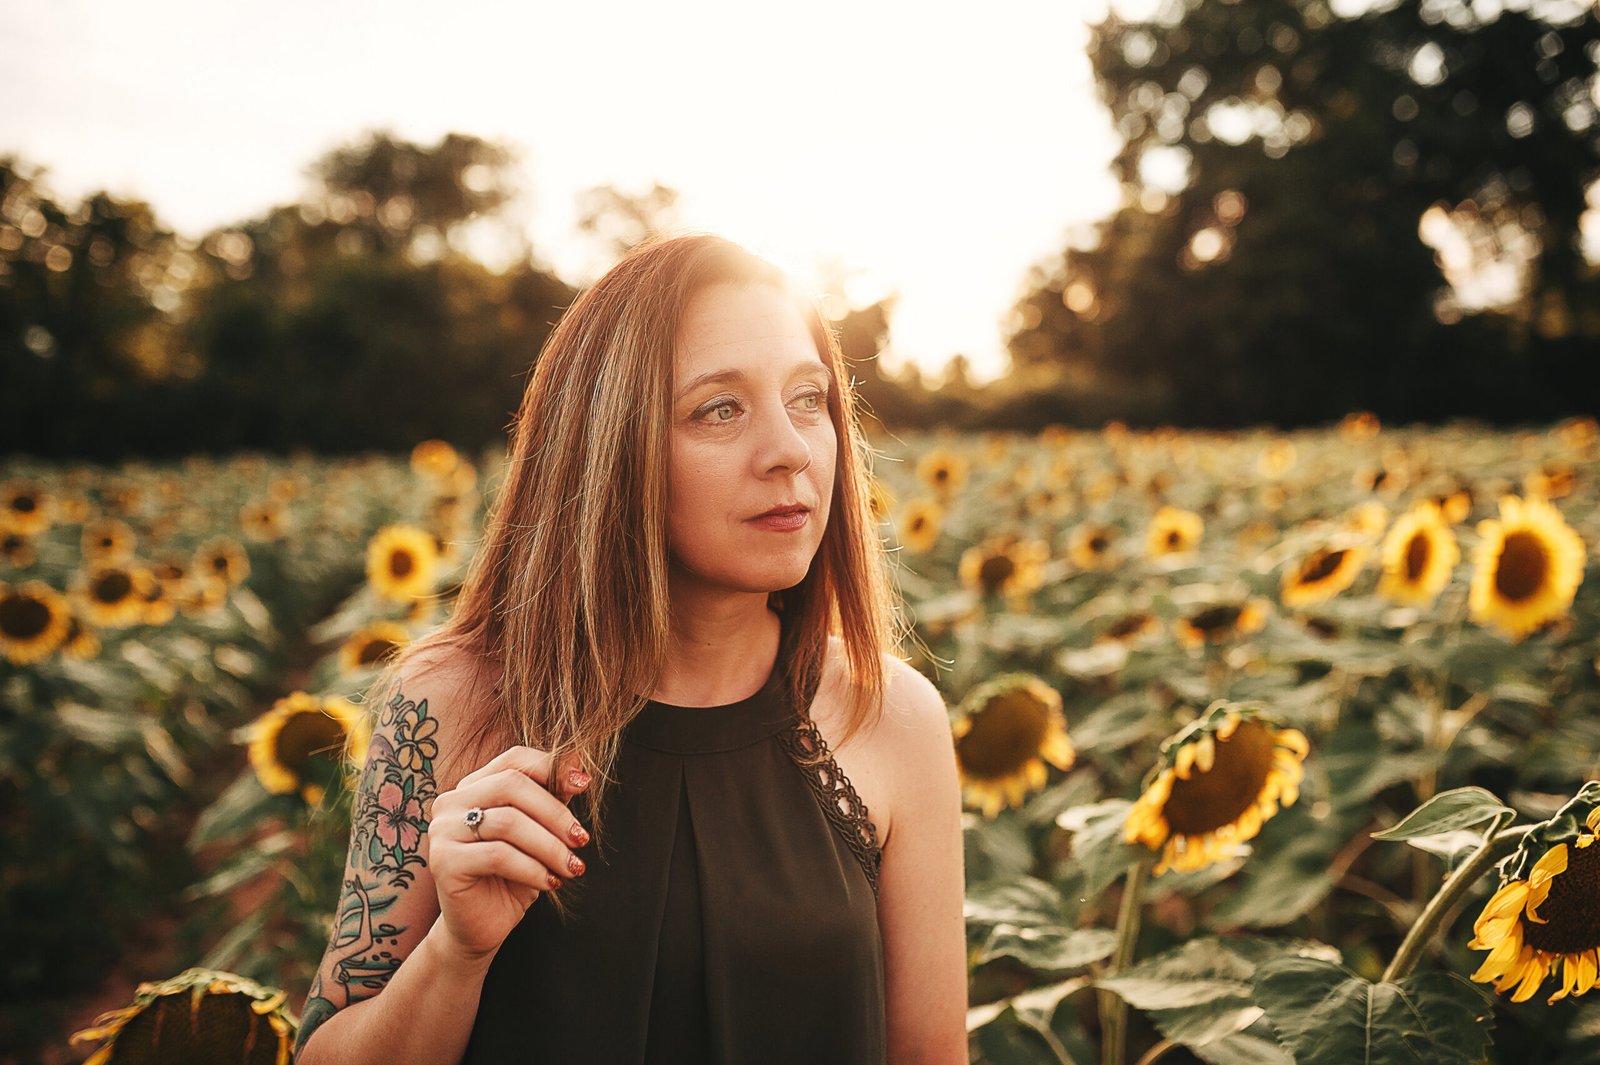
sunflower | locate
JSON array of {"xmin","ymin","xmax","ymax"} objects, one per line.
[
  {"xmin": 78, "ymin": 565, "xmax": 157, "ymax": 629},
  {"xmin": 1430, "ymin": 486, "xmax": 1474, "ymax": 524},
  {"xmin": 1123, "ymin": 700, "xmax": 1309, "ymax": 875},
  {"xmin": 2, "ymin": 530, "xmax": 36, "ymax": 568},
  {"xmin": 1023, "ymin": 487, "xmax": 1072, "ymax": 521},
  {"xmin": 0, "ymin": 580, "xmax": 73, "ymax": 665},
  {"xmin": 951, "ymin": 673, "xmax": 1076, "ymax": 819},
  {"xmin": 366, "ymin": 524, "xmax": 440, "ymax": 603},
  {"xmin": 248, "ymin": 691, "xmax": 372, "ymax": 806},
  {"xmin": 916, "ymin": 447, "xmax": 969, "ymax": 496},
  {"xmin": 1256, "ymin": 440, "xmax": 1297, "ymax": 479},
  {"xmin": 176, "ymin": 576, "xmax": 230, "ymax": 620},
  {"xmin": 194, "ymin": 537, "xmax": 250, "ymax": 587},
  {"xmin": 1339, "ymin": 411, "xmax": 1381, "ymax": 441},
  {"xmin": 68, "ymin": 967, "xmax": 295, "ymax": 1065},
  {"xmin": 895, "ymin": 499, "xmax": 944, "ymax": 556},
  {"xmin": 1469, "ymin": 783, "xmax": 1600, "ymax": 1005},
  {"xmin": 957, "ymin": 537, "xmax": 1050, "ymax": 602},
  {"xmin": 141, "ymin": 576, "xmax": 177, "ymax": 626},
  {"xmin": 240, "ymin": 501, "xmax": 287, "ymax": 542},
  {"xmin": 1345, "ymin": 501, "xmax": 1390, "ymax": 540},
  {"xmin": 82, "ymin": 518, "xmax": 137, "ymax": 565},
  {"xmin": 1469, "ymin": 495, "xmax": 1587, "ymax": 641},
  {"xmin": 1554, "ymin": 416, "xmax": 1598, "ymax": 455},
  {"xmin": 1067, "ymin": 523, "xmax": 1120, "ymax": 570},
  {"xmin": 1281, "ymin": 544, "xmax": 1369, "ymax": 607},
  {"xmin": 411, "ymin": 438, "xmax": 462, "ymax": 480},
  {"xmin": 61, "ymin": 613, "xmax": 101, "ymax": 660},
  {"xmin": 339, "ymin": 621, "xmax": 410, "ymax": 674},
  {"xmin": 1525, "ymin": 464, "xmax": 1577, "ymax": 502},
  {"xmin": 1146, "ymin": 505, "xmax": 1203, "ymax": 558},
  {"xmin": 1174, "ymin": 600, "xmax": 1269, "ymax": 650},
  {"xmin": 1376, "ymin": 500, "xmax": 1460, "ymax": 606},
  {"xmin": 866, "ymin": 478, "xmax": 896, "ymax": 525},
  {"xmin": 59, "ymin": 495, "xmax": 93, "ymax": 523},
  {"xmin": 0, "ymin": 479, "xmax": 52, "ymax": 536},
  {"xmin": 1096, "ymin": 611, "xmax": 1162, "ymax": 646},
  {"xmin": 267, "ymin": 475, "xmax": 303, "ymax": 503}
]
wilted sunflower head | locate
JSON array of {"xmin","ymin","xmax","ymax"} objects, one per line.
[
  {"xmin": 68, "ymin": 967, "xmax": 295, "ymax": 1065},
  {"xmin": 1174, "ymin": 599, "xmax": 1268, "ymax": 650},
  {"xmin": 0, "ymin": 479, "xmax": 52, "ymax": 537},
  {"xmin": 339, "ymin": 620, "xmax": 410, "ymax": 674},
  {"xmin": 411, "ymin": 438, "xmax": 462, "ymax": 480},
  {"xmin": 1281, "ymin": 543, "xmax": 1369, "ymax": 608},
  {"xmin": 82, "ymin": 518, "xmax": 137, "ymax": 565},
  {"xmin": 1469, "ymin": 495, "xmax": 1587, "ymax": 642},
  {"xmin": 79, "ymin": 565, "xmax": 157, "ymax": 629},
  {"xmin": 1146, "ymin": 505, "xmax": 1204, "ymax": 558},
  {"xmin": 366, "ymin": 524, "xmax": 440, "ymax": 604},
  {"xmin": 952, "ymin": 673, "xmax": 1076, "ymax": 820},
  {"xmin": 1469, "ymin": 782, "xmax": 1600, "ymax": 1005},
  {"xmin": 248, "ymin": 691, "xmax": 371, "ymax": 806},
  {"xmin": 916, "ymin": 447, "xmax": 970, "ymax": 496},
  {"xmin": 1377, "ymin": 500, "xmax": 1460, "ymax": 606},
  {"xmin": 1123, "ymin": 700, "xmax": 1309, "ymax": 875},
  {"xmin": 895, "ymin": 499, "xmax": 944, "ymax": 556},
  {"xmin": 194, "ymin": 537, "xmax": 250, "ymax": 588},
  {"xmin": 0, "ymin": 580, "xmax": 72, "ymax": 665}
]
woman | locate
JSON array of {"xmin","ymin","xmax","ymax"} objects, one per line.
[{"xmin": 294, "ymin": 233, "xmax": 967, "ymax": 1064}]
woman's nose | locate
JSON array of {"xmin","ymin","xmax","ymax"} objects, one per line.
[{"xmin": 757, "ymin": 401, "xmax": 813, "ymax": 474}]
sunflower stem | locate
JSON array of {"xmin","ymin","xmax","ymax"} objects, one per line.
[
  {"xmin": 1381, "ymin": 815, "xmax": 1531, "ymax": 985},
  {"xmin": 1101, "ymin": 857, "xmax": 1152, "ymax": 1065}
]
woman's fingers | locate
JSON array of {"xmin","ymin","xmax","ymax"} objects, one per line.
[
  {"xmin": 446, "ymin": 840, "xmax": 566, "ymax": 893},
  {"xmin": 447, "ymin": 790, "xmax": 588, "ymax": 883},
  {"xmin": 456, "ymin": 745, "xmax": 591, "ymax": 802}
]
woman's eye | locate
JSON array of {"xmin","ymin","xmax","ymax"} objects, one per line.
[{"xmin": 710, "ymin": 402, "xmax": 739, "ymax": 421}]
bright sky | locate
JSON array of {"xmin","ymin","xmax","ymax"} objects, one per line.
[{"xmin": 0, "ymin": 0, "xmax": 1155, "ymax": 384}]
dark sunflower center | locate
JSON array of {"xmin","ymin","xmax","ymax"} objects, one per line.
[
  {"xmin": 1189, "ymin": 604, "xmax": 1242, "ymax": 634},
  {"xmin": 1299, "ymin": 549, "xmax": 1346, "ymax": 584},
  {"xmin": 934, "ymin": 468, "xmax": 950, "ymax": 485},
  {"xmin": 1495, "ymin": 531, "xmax": 1548, "ymax": 602},
  {"xmin": 1166, "ymin": 530, "xmax": 1182, "ymax": 547},
  {"xmin": 389, "ymin": 550, "xmax": 415, "ymax": 579},
  {"xmin": 99, "ymin": 536, "xmax": 115, "ymax": 549},
  {"xmin": 92, "ymin": 571, "xmax": 133, "ymax": 603},
  {"xmin": 1090, "ymin": 534, "xmax": 1109, "ymax": 552},
  {"xmin": 273, "ymin": 710, "xmax": 346, "ymax": 779},
  {"xmin": 1404, "ymin": 532, "xmax": 1431, "ymax": 581},
  {"xmin": 358, "ymin": 638, "xmax": 399, "ymax": 666},
  {"xmin": 109, "ymin": 988, "xmax": 285, "ymax": 1065},
  {"xmin": 13, "ymin": 496, "xmax": 37, "ymax": 514},
  {"xmin": 0, "ymin": 594, "xmax": 50, "ymax": 639},
  {"xmin": 1106, "ymin": 613, "xmax": 1151, "ymax": 640},
  {"xmin": 1163, "ymin": 719, "xmax": 1277, "ymax": 836},
  {"xmin": 211, "ymin": 555, "xmax": 230, "ymax": 574},
  {"xmin": 978, "ymin": 555, "xmax": 1016, "ymax": 594},
  {"xmin": 910, "ymin": 516, "xmax": 926, "ymax": 532},
  {"xmin": 955, "ymin": 692, "xmax": 1050, "ymax": 778},
  {"xmin": 1522, "ymin": 842, "xmax": 1600, "ymax": 954},
  {"xmin": 1304, "ymin": 616, "xmax": 1340, "ymax": 639}
]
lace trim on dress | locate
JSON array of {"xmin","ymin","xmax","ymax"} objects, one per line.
[{"xmin": 776, "ymin": 717, "xmax": 884, "ymax": 899}]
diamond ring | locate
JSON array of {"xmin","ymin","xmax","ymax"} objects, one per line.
[{"xmin": 463, "ymin": 806, "xmax": 485, "ymax": 839}]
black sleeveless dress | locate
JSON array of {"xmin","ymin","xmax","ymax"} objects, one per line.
[{"xmin": 460, "ymin": 611, "xmax": 887, "ymax": 1064}]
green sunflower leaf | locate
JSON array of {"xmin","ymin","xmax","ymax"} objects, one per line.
[
  {"xmin": 1371, "ymin": 787, "xmax": 1514, "ymax": 841},
  {"xmin": 974, "ymin": 924, "xmax": 1118, "ymax": 975},
  {"xmin": 1250, "ymin": 957, "xmax": 1495, "ymax": 1065},
  {"xmin": 1056, "ymin": 799, "xmax": 1147, "ymax": 897},
  {"xmin": 1098, "ymin": 935, "xmax": 1338, "ymax": 1050}
]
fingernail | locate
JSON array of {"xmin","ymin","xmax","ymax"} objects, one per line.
[
  {"xmin": 570, "ymin": 823, "xmax": 590, "ymax": 845},
  {"xmin": 548, "ymin": 874, "xmax": 563, "ymax": 890},
  {"xmin": 568, "ymin": 770, "xmax": 590, "ymax": 790},
  {"xmin": 568, "ymin": 854, "xmax": 585, "ymax": 876}
]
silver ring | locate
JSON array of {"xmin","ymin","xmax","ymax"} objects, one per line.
[{"xmin": 463, "ymin": 806, "xmax": 485, "ymax": 839}]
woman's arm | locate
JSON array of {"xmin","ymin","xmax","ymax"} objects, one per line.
[{"xmin": 877, "ymin": 658, "xmax": 969, "ymax": 1065}]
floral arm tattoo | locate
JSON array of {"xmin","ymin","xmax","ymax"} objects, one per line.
[{"xmin": 295, "ymin": 689, "xmax": 440, "ymax": 1058}]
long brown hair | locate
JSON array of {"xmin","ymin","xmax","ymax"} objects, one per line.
[{"xmin": 363, "ymin": 231, "xmax": 907, "ymax": 920}]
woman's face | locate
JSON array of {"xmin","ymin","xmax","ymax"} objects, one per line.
[{"xmin": 667, "ymin": 282, "xmax": 837, "ymax": 600}]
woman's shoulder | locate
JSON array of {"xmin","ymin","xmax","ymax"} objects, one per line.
[
  {"xmin": 821, "ymin": 634, "xmax": 946, "ymax": 725},
  {"xmin": 384, "ymin": 639, "xmax": 505, "ymax": 792}
]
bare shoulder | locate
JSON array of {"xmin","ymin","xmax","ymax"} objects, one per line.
[{"xmin": 384, "ymin": 640, "xmax": 503, "ymax": 793}]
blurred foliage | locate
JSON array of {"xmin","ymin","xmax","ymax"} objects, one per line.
[{"xmin": 1005, "ymin": 0, "xmax": 1600, "ymax": 428}]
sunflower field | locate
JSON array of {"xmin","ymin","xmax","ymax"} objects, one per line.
[{"xmin": 5, "ymin": 414, "xmax": 1598, "ymax": 1065}]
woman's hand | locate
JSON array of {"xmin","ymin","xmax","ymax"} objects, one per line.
[{"xmin": 427, "ymin": 745, "xmax": 591, "ymax": 962}]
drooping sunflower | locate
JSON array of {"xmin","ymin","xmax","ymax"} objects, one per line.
[
  {"xmin": 239, "ymin": 501, "xmax": 287, "ymax": 542},
  {"xmin": 339, "ymin": 620, "xmax": 410, "ymax": 674},
  {"xmin": 1067, "ymin": 523, "xmax": 1120, "ymax": 570},
  {"xmin": 1469, "ymin": 783, "xmax": 1600, "ymax": 1005},
  {"xmin": 1123, "ymin": 700, "xmax": 1309, "ymax": 875},
  {"xmin": 68, "ymin": 967, "xmax": 295, "ymax": 1065},
  {"xmin": 958, "ymin": 537, "xmax": 1050, "ymax": 603},
  {"xmin": 194, "ymin": 537, "xmax": 250, "ymax": 588},
  {"xmin": 366, "ymin": 524, "xmax": 440, "ymax": 604},
  {"xmin": 78, "ymin": 565, "xmax": 157, "ymax": 629},
  {"xmin": 411, "ymin": 438, "xmax": 463, "ymax": 480},
  {"xmin": 248, "ymin": 691, "xmax": 372, "ymax": 806},
  {"xmin": 0, "ymin": 580, "xmax": 73, "ymax": 665},
  {"xmin": 951, "ymin": 673, "xmax": 1076, "ymax": 819},
  {"xmin": 1469, "ymin": 495, "xmax": 1587, "ymax": 641},
  {"xmin": 1146, "ymin": 505, "xmax": 1203, "ymax": 558},
  {"xmin": 1376, "ymin": 500, "xmax": 1460, "ymax": 605},
  {"xmin": 82, "ymin": 518, "xmax": 138, "ymax": 565},
  {"xmin": 1280, "ymin": 544, "xmax": 1369, "ymax": 607},
  {"xmin": 916, "ymin": 447, "xmax": 969, "ymax": 497},
  {"xmin": 0, "ymin": 479, "xmax": 52, "ymax": 536},
  {"xmin": 895, "ymin": 499, "xmax": 944, "ymax": 556},
  {"xmin": 1174, "ymin": 600, "xmax": 1269, "ymax": 650}
]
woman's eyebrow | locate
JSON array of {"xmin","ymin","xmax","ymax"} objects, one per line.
[{"xmin": 674, "ymin": 362, "xmax": 833, "ymax": 402}]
